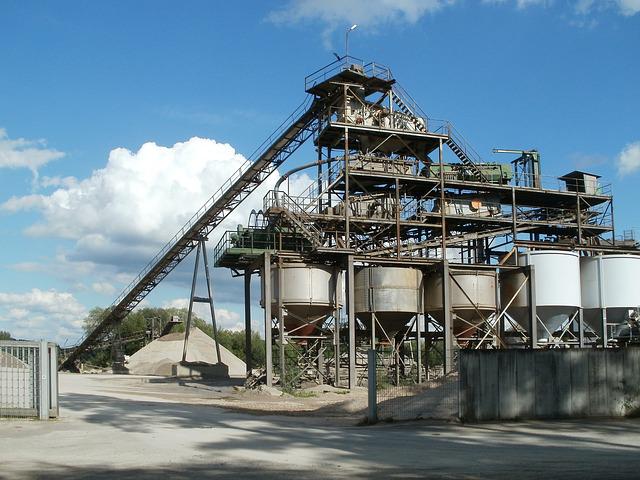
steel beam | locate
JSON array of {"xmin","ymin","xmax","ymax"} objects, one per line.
[
  {"xmin": 442, "ymin": 260, "xmax": 455, "ymax": 374},
  {"xmin": 527, "ymin": 265, "xmax": 538, "ymax": 349},
  {"xmin": 346, "ymin": 255, "xmax": 356, "ymax": 389},
  {"xmin": 244, "ymin": 270, "xmax": 252, "ymax": 376},
  {"xmin": 263, "ymin": 252, "xmax": 273, "ymax": 386}
]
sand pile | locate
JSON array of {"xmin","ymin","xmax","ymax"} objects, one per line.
[{"xmin": 126, "ymin": 327, "xmax": 246, "ymax": 377}]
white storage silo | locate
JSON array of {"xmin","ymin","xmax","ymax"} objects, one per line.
[
  {"xmin": 424, "ymin": 269, "xmax": 497, "ymax": 339},
  {"xmin": 354, "ymin": 266, "xmax": 423, "ymax": 338},
  {"xmin": 581, "ymin": 255, "xmax": 640, "ymax": 337},
  {"xmin": 500, "ymin": 250, "xmax": 581, "ymax": 343},
  {"xmin": 265, "ymin": 263, "xmax": 343, "ymax": 337}
]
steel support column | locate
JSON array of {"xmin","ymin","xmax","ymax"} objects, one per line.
[
  {"xmin": 442, "ymin": 260, "xmax": 455, "ymax": 374},
  {"xmin": 182, "ymin": 242, "xmax": 202, "ymax": 362},
  {"xmin": 527, "ymin": 265, "xmax": 538, "ymax": 349},
  {"xmin": 416, "ymin": 313, "xmax": 422, "ymax": 384},
  {"xmin": 201, "ymin": 241, "xmax": 222, "ymax": 364},
  {"xmin": 277, "ymin": 258, "xmax": 286, "ymax": 387},
  {"xmin": 263, "ymin": 252, "xmax": 273, "ymax": 386},
  {"xmin": 439, "ymin": 139, "xmax": 446, "ymax": 257},
  {"xmin": 244, "ymin": 270, "xmax": 252, "ymax": 376},
  {"xmin": 579, "ymin": 308, "xmax": 585, "ymax": 348},
  {"xmin": 347, "ymin": 255, "xmax": 356, "ymax": 389}
]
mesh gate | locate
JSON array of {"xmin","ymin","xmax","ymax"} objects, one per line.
[
  {"xmin": 370, "ymin": 346, "xmax": 459, "ymax": 422},
  {"xmin": 0, "ymin": 341, "xmax": 58, "ymax": 419}
]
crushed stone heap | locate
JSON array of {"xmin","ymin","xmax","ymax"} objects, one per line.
[{"xmin": 126, "ymin": 327, "xmax": 246, "ymax": 377}]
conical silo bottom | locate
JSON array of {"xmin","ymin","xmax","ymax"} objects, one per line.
[
  {"xmin": 509, "ymin": 306, "xmax": 578, "ymax": 343},
  {"xmin": 358, "ymin": 312, "xmax": 414, "ymax": 340},
  {"xmin": 428, "ymin": 309, "xmax": 494, "ymax": 341},
  {"xmin": 583, "ymin": 307, "xmax": 635, "ymax": 339}
]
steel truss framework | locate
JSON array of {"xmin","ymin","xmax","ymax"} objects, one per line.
[
  {"xmin": 214, "ymin": 58, "xmax": 637, "ymax": 389},
  {"xmin": 63, "ymin": 58, "xmax": 637, "ymax": 383}
]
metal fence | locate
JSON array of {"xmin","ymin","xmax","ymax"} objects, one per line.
[
  {"xmin": 0, "ymin": 341, "xmax": 58, "ymax": 419},
  {"xmin": 367, "ymin": 348, "xmax": 459, "ymax": 423}
]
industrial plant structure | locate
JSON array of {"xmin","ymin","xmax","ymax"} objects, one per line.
[{"xmin": 61, "ymin": 58, "xmax": 640, "ymax": 392}]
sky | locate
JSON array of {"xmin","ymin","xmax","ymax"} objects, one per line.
[{"xmin": 0, "ymin": 0, "xmax": 638, "ymax": 344}]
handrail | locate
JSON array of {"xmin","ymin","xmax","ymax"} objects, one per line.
[
  {"xmin": 265, "ymin": 190, "xmax": 324, "ymax": 244},
  {"xmin": 304, "ymin": 56, "xmax": 392, "ymax": 92},
  {"xmin": 391, "ymin": 82, "xmax": 430, "ymax": 121},
  {"xmin": 445, "ymin": 122, "xmax": 485, "ymax": 165}
]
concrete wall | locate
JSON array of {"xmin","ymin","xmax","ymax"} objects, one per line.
[{"xmin": 459, "ymin": 348, "xmax": 640, "ymax": 421}]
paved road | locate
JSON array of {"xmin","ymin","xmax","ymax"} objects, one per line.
[{"xmin": 2, "ymin": 374, "xmax": 640, "ymax": 479}]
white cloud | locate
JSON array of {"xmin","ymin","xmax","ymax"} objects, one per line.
[
  {"xmin": 487, "ymin": 0, "xmax": 639, "ymax": 13},
  {"xmin": 617, "ymin": 141, "xmax": 640, "ymax": 175},
  {"xmin": 287, "ymin": 172, "xmax": 315, "ymax": 196},
  {"xmin": 482, "ymin": 0, "xmax": 552, "ymax": 8},
  {"xmin": 577, "ymin": 0, "xmax": 640, "ymax": 15},
  {"xmin": 0, "ymin": 128, "xmax": 64, "ymax": 178},
  {"xmin": 2, "ymin": 137, "xmax": 281, "ymax": 272},
  {"xmin": 0, "ymin": 288, "xmax": 87, "ymax": 343},
  {"xmin": 618, "ymin": 0, "xmax": 640, "ymax": 15},
  {"xmin": 91, "ymin": 282, "xmax": 116, "ymax": 295},
  {"xmin": 268, "ymin": 0, "xmax": 454, "ymax": 31},
  {"xmin": 39, "ymin": 175, "xmax": 78, "ymax": 189},
  {"xmin": 267, "ymin": 1, "xmax": 638, "ymax": 43}
]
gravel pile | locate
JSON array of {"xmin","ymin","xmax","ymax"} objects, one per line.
[{"xmin": 126, "ymin": 327, "xmax": 246, "ymax": 377}]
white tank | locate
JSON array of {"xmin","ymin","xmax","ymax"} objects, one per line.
[
  {"xmin": 581, "ymin": 255, "xmax": 640, "ymax": 334},
  {"xmin": 355, "ymin": 266, "xmax": 422, "ymax": 337},
  {"xmin": 425, "ymin": 270, "xmax": 497, "ymax": 338},
  {"xmin": 501, "ymin": 250, "xmax": 581, "ymax": 342},
  {"xmin": 265, "ymin": 263, "xmax": 343, "ymax": 337}
]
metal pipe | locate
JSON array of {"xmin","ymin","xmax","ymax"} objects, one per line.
[{"xmin": 274, "ymin": 158, "xmax": 332, "ymax": 192}]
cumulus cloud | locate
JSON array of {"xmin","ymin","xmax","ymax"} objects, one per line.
[
  {"xmin": 91, "ymin": 282, "xmax": 116, "ymax": 295},
  {"xmin": 576, "ymin": 0, "xmax": 640, "ymax": 15},
  {"xmin": 617, "ymin": 141, "xmax": 640, "ymax": 175},
  {"xmin": 0, "ymin": 288, "xmax": 87, "ymax": 343},
  {"xmin": 618, "ymin": 0, "xmax": 640, "ymax": 15},
  {"xmin": 267, "ymin": 0, "xmax": 454, "ymax": 40},
  {"xmin": 266, "ymin": 0, "xmax": 639, "ymax": 39},
  {"xmin": 482, "ymin": 0, "xmax": 552, "ymax": 8},
  {"xmin": 0, "ymin": 128, "xmax": 64, "ymax": 179},
  {"xmin": 1, "ymin": 137, "xmax": 281, "ymax": 272}
]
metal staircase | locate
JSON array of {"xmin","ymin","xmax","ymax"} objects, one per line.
[
  {"xmin": 444, "ymin": 126, "xmax": 489, "ymax": 183},
  {"xmin": 391, "ymin": 85, "xmax": 428, "ymax": 133},
  {"xmin": 266, "ymin": 190, "xmax": 324, "ymax": 248},
  {"xmin": 60, "ymin": 95, "xmax": 326, "ymax": 370},
  {"xmin": 392, "ymin": 84, "xmax": 489, "ymax": 183}
]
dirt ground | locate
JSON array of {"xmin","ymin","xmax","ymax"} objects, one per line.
[
  {"xmin": 59, "ymin": 373, "xmax": 371, "ymax": 419},
  {"xmin": 2, "ymin": 373, "xmax": 640, "ymax": 479}
]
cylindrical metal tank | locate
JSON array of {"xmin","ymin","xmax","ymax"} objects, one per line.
[
  {"xmin": 265, "ymin": 263, "xmax": 343, "ymax": 336},
  {"xmin": 501, "ymin": 250, "xmax": 581, "ymax": 342},
  {"xmin": 581, "ymin": 255, "xmax": 640, "ymax": 335},
  {"xmin": 354, "ymin": 266, "xmax": 422, "ymax": 337},
  {"xmin": 425, "ymin": 270, "xmax": 497, "ymax": 338}
]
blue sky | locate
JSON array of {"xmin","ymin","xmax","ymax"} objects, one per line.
[{"xmin": 0, "ymin": 0, "xmax": 638, "ymax": 344}]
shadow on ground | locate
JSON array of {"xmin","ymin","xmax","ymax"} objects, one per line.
[{"xmin": 33, "ymin": 390, "xmax": 640, "ymax": 479}]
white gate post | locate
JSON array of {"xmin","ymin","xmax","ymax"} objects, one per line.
[{"xmin": 39, "ymin": 340, "xmax": 49, "ymax": 420}]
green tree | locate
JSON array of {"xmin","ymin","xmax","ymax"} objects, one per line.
[
  {"xmin": 78, "ymin": 306, "xmax": 265, "ymax": 369},
  {"xmin": 0, "ymin": 330, "xmax": 12, "ymax": 340},
  {"xmin": 216, "ymin": 329, "xmax": 265, "ymax": 368}
]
